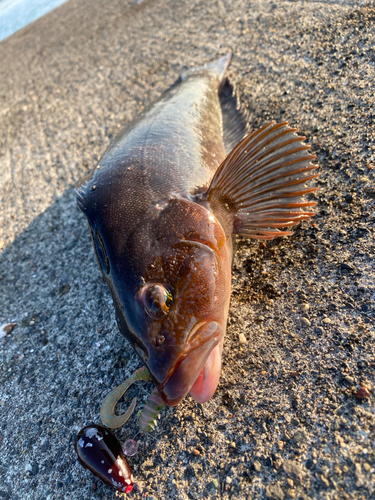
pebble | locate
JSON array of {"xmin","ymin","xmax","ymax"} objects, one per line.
[
  {"xmin": 300, "ymin": 303, "xmax": 310, "ymax": 311},
  {"xmin": 322, "ymin": 318, "xmax": 331, "ymax": 324},
  {"xmin": 207, "ymin": 434, "xmax": 216, "ymax": 444},
  {"xmin": 225, "ymin": 476, "xmax": 232, "ymax": 484},
  {"xmin": 277, "ymin": 441, "xmax": 284, "ymax": 450},
  {"xmin": 305, "ymin": 459, "xmax": 315, "ymax": 470},
  {"xmin": 314, "ymin": 326, "xmax": 324, "ymax": 335},
  {"xmin": 0, "ymin": 322, "xmax": 17, "ymax": 337},
  {"xmin": 340, "ymin": 262, "xmax": 354, "ymax": 271},
  {"xmin": 253, "ymin": 459, "xmax": 262, "ymax": 472},
  {"xmin": 355, "ymin": 385, "xmax": 370, "ymax": 399},
  {"xmin": 238, "ymin": 333, "xmax": 247, "ymax": 344},
  {"xmin": 210, "ymin": 478, "xmax": 219, "ymax": 489},
  {"xmin": 319, "ymin": 474, "xmax": 330, "ymax": 489},
  {"xmin": 291, "ymin": 430, "xmax": 306, "ymax": 444},
  {"xmin": 265, "ymin": 483, "xmax": 285, "ymax": 500},
  {"xmin": 273, "ymin": 459, "xmax": 283, "ymax": 471},
  {"xmin": 355, "ymin": 463, "xmax": 365, "ymax": 487},
  {"xmin": 301, "ymin": 317, "xmax": 311, "ymax": 326},
  {"xmin": 282, "ymin": 460, "xmax": 305, "ymax": 484}
]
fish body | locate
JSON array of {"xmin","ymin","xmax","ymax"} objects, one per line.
[{"xmin": 77, "ymin": 54, "xmax": 318, "ymax": 407}]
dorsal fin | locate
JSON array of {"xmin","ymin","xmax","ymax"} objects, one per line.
[
  {"xmin": 206, "ymin": 122, "xmax": 319, "ymax": 240},
  {"xmin": 219, "ymin": 77, "xmax": 250, "ymax": 154}
]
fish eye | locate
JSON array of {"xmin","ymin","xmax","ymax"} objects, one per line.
[{"xmin": 141, "ymin": 284, "xmax": 173, "ymax": 319}]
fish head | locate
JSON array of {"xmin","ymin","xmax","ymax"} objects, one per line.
[
  {"xmin": 126, "ymin": 196, "xmax": 233, "ymax": 406},
  {"xmin": 80, "ymin": 191, "xmax": 232, "ymax": 406}
]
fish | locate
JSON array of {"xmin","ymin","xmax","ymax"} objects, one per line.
[{"xmin": 76, "ymin": 53, "xmax": 318, "ymax": 408}]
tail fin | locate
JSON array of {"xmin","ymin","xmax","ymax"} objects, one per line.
[
  {"xmin": 181, "ymin": 53, "xmax": 232, "ymax": 83},
  {"xmin": 182, "ymin": 54, "xmax": 250, "ymax": 154},
  {"xmin": 206, "ymin": 122, "xmax": 319, "ymax": 240}
]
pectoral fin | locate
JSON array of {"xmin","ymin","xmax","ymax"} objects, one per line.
[{"xmin": 206, "ymin": 121, "xmax": 319, "ymax": 240}]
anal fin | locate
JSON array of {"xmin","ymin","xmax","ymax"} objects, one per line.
[{"xmin": 206, "ymin": 122, "xmax": 319, "ymax": 240}]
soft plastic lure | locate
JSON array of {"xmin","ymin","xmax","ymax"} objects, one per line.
[{"xmin": 100, "ymin": 367, "xmax": 165, "ymax": 432}]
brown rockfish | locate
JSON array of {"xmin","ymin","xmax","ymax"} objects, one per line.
[{"xmin": 77, "ymin": 54, "xmax": 318, "ymax": 408}]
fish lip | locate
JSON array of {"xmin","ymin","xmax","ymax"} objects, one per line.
[
  {"xmin": 184, "ymin": 320, "xmax": 220, "ymax": 353},
  {"xmin": 157, "ymin": 322, "xmax": 221, "ymax": 406}
]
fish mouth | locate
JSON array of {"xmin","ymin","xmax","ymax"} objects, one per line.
[{"xmin": 158, "ymin": 321, "xmax": 223, "ymax": 406}]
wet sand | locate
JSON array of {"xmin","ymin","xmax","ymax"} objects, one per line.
[{"xmin": 1, "ymin": 0, "xmax": 374, "ymax": 499}]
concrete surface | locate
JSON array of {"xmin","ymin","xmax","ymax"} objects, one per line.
[{"xmin": 1, "ymin": 0, "xmax": 375, "ymax": 499}]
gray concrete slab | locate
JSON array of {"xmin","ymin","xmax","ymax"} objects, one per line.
[{"xmin": 1, "ymin": 0, "xmax": 374, "ymax": 498}]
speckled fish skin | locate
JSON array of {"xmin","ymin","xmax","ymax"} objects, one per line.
[{"xmin": 77, "ymin": 54, "xmax": 318, "ymax": 406}]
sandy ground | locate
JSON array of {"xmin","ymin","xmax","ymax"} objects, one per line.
[{"xmin": 1, "ymin": 0, "xmax": 375, "ymax": 499}]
